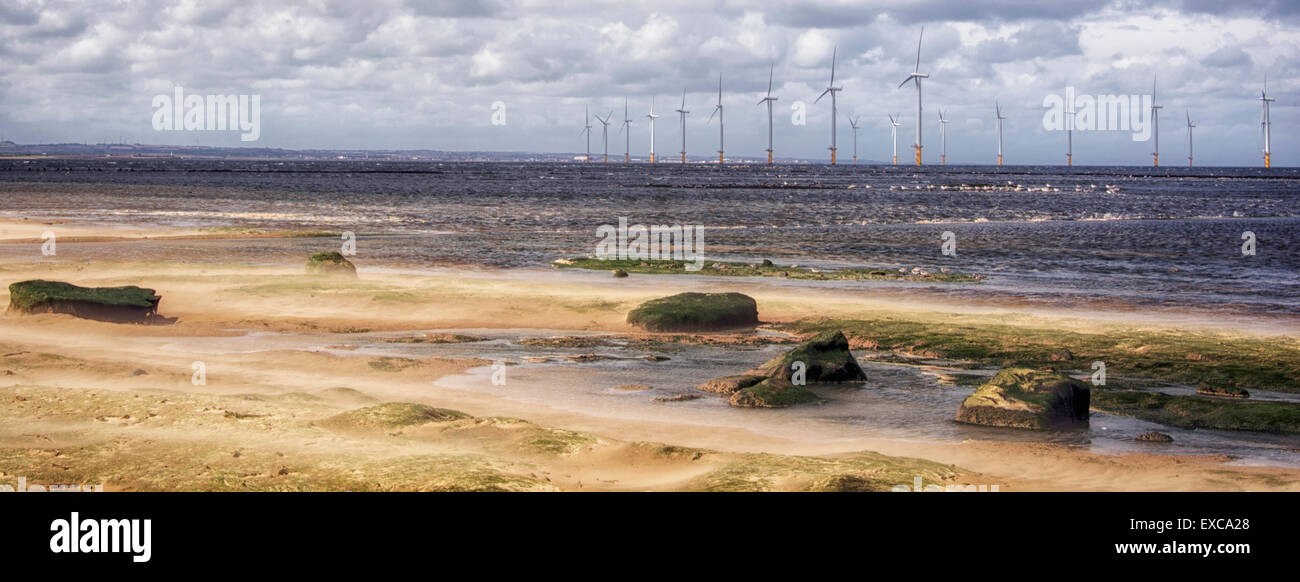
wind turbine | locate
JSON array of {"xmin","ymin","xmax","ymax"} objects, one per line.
[
  {"xmin": 1261, "ymin": 75, "xmax": 1276, "ymax": 168},
  {"xmin": 1186, "ymin": 109, "xmax": 1196, "ymax": 168},
  {"xmin": 899, "ymin": 26, "xmax": 928, "ymax": 165},
  {"xmin": 646, "ymin": 96, "xmax": 660, "ymax": 164},
  {"xmin": 675, "ymin": 90, "xmax": 689, "ymax": 164},
  {"xmin": 706, "ymin": 73, "xmax": 724, "ymax": 164},
  {"xmin": 995, "ymin": 101, "xmax": 1006, "ymax": 166},
  {"xmin": 815, "ymin": 47, "xmax": 842, "ymax": 165},
  {"xmin": 1151, "ymin": 76, "xmax": 1162, "ymax": 167},
  {"xmin": 888, "ymin": 113, "xmax": 901, "ymax": 165},
  {"xmin": 595, "ymin": 110, "xmax": 612, "ymax": 162},
  {"xmin": 1066, "ymin": 104, "xmax": 1075, "ymax": 167},
  {"xmin": 938, "ymin": 108, "xmax": 950, "ymax": 166},
  {"xmin": 847, "ymin": 115, "xmax": 861, "ymax": 165},
  {"xmin": 580, "ymin": 106, "xmax": 592, "ymax": 162},
  {"xmin": 757, "ymin": 64, "xmax": 779, "ymax": 165},
  {"xmin": 618, "ymin": 98, "xmax": 633, "ymax": 163}
]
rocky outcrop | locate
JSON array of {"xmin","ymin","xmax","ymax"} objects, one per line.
[
  {"xmin": 1196, "ymin": 385, "xmax": 1250, "ymax": 399},
  {"xmin": 625, "ymin": 292, "xmax": 759, "ymax": 332},
  {"xmin": 696, "ymin": 330, "xmax": 865, "ymax": 408},
  {"xmin": 745, "ymin": 330, "xmax": 867, "ymax": 382},
  {"xmin": 305, "ymin": 252, "xmax": 357, "ymax": 277},
  {"xmin": 955, "ymin": 367, "xmax": 1090, "ymax": 430},
  {"xmin": 7, "ymin": 280, "xmax": 164, "ymax": 323}
]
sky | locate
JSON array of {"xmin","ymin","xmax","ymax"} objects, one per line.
[{"xmin": 0, "ymin": 0, "xmax": 1297, "ymax": 165}]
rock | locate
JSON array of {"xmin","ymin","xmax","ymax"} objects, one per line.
[
  {"xmin": 1196, "ymin": 385, "xmax": 1250, "ymax": 399},
  {"xmin": 728, "ymin": 377, "xmax": 821, "ymax": 408},
  {"xmin": 305, "ymin": 252, "xmax": 357, "ymax": 277},
  {"xmin": 653, "ymin": 393, "xmax": 701, "ymax": 402},
  {"xmin": 744, "ymin": 330, "xmax": 867, "ymax": 382},
  {"xmin": 612, "ymin": 269, "xmax": 629, "ymax": 278},
  {"xmin": 7, "ymin": 280, "xmax": 163, "ymax": 323},
  {"xmin": 129, "ymin": 369, "xmax": 148, "ymax": 377},
  {"xmin": 955, "ymin": 367, "xmax": 1091, "ymax": 430},
  {"xmin": 1186, "ymin": 352, "xmax": 1205, "ymax": 361},
  {"xmin": 761, "ymin": 259, "xmax": 774, "ymax": 267},
  {"xmin": 613, "ymin": 384, "xmax": 652, "ymax": 391},
  {"xmin": 1048, "ymin": 348, "xmax": 1073, "ymax": 362},
  {"xmin": 696, "ymin": 374, "xmax": 765, "ymax": 394},
  {"xmin": 1136, "ymin": 431, "xmax": 1174, "ymax": 443},
  {"xmin": 847, "ymin": 336, "xmax": 880, "ymax": 350},
  {"xmin": 625, "ymin": 292, "xmax": 759, "ymax": 332}
]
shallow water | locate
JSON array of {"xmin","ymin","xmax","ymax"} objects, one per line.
[
  {"xmin": 141, "ymin": 328, "xmax": 1300, "ymax": 469},
  {"xmin": 2, "ymin": 160, "xmax": 1298, "ymax": 320}
]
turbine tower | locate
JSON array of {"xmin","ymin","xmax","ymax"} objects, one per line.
[
  {"xmin": 646, "ymin": 96, "xmax": 660, "ymax": 163},
  {"xmin": 618, "ymin": 98, "xmax": 633, "ymax": 163},
  {"xmin": 1151, "ymin": 77, "xmax": 1162, "ymax": 167},
  {"xmin": 848, "ymin": 115, "xmax": 861, "ymax": 165},
  {"xmin": 815, "ymin": 47, "xmax": 842, "ymax": 165},
  {"xmin": 1066, "ymin": 104, "xmax": 1075, "ymax": 167},
  {"xmin": 938, "ymin": 108, "xmax": 950, "ymax": 166},
  {"xmin": 706, "ymin": 73, "xmax": 724, "ymax": 164},
  {"xmin": 1261, "ymin": 76, "xmax": 1276, "ymax": 168},
  {"xmin": 675, "ymin": 90, "xmax": 690, "ymax": 164},
  {"xmin": 1186, "ymin": 109, "xmax": 1195, "ymax": 168},
  {"xmin": 595, "ymin": 110, "xmax": 612, "ymax": 162},
  {"xmin": 995, "ymin": 101, "xmax": 1006, "ymax": 166},
  {"xmin": 580, "ymin": 106, "xmax": 592, "ymax": 163},
  {"xmin": 757, "ymin": 64, "xmax": 779, "ymax": 165},
  {"xmin": 888, "ymin": 114, "xmax": 901, "ymax": 165},
  {"xmin": 899, "ymin": 27, "xmax": 928, "ymax": 166}
]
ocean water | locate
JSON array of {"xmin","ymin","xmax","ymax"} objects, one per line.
[{"xmin": 2, "ymin": 159, "xmax": 1297, "ymax": 320}]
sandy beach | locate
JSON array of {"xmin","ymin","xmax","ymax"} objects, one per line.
[{"xmin": 2, "ymin": 217, "xmax": 1297, "ymax": 492}]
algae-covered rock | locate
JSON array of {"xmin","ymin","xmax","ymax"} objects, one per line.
[
  {"xmin": 626, "ymin": 292, "xmax": 759, "ymax": 332},
  {"xmin": 305, "ymin": 252, "xmax": 357, "ymax": 277},
  {"xmin": 7, "ymin": 280, "xmax": 162, "ymax": 323},
  {"xmin": 728, "ymin": 377, "xmax": 821, "ymax": 408},
  {"xmin": 1196, "ymin": 385, "xmax": 1250, "ymax": 399},
  {"xmin": 1137, "ymin": 431, "xmax": 1174, "ymax": 443},
  {"xmin": 696, "ymin": 374, "xmax": 765, "ymax": 394},
  {"xmin": 955, "ymin": 367, "xmax": 1090, "ymax": 430},
  {"xmin": 319, "ymin": 402, "xmax": 470, "ymax": 431},
  {"xmin": 745, "ymin": 330, "xmax": 867, "ymax": 382}
]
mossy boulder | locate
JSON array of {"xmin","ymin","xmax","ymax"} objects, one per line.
[
  {"xmin": 626, "ymin": 292, "xmax": 759, "ymax": 332},
  {"xmin": 318, "ymin": 402, "xmax": 470, "ymax": 431},
  {"xmin": 306, "ymin": 252, "xmax": 357, "ymax": 277},
  {"xmin": 955, "ymin": 367, "xmax": 1090, "ymax": 430},
  {"xmin": 7, "ymin": 280, "xmax": 162, "ymax": 323},
  {"xmin": 1197, "ymin": 385, "xmax": 1250, "ymax": 399},
  {"xmin": 745, "ymin": 330, "xmax": 867, "ymax": 382},
  {"xmin": 728, "ymin": 377, "xmax": 821, "ymax": 408}
]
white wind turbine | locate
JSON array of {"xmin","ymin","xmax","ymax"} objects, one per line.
[
  {"xmin": 888, "ymin": 113, "xmax": 901, "ymax": 165},
  {"xmin": 757, "ymin": 64, "xmax": 778, "ymax": 165},
  {"xmin": 1261, "ymin": 75, "xmax": 1276, "ymax": 168},
  {"xmin": 815, "ymin": 46, "xmax": 842, "ymax": 165},
  {"xmin": 938, "ymin": 108, "xmax": 950, "ymax": 166},
  {"xmin": 898, "ymin": 26, "xmax": 928, "ymax": 166},
  {"xmin": 1186, "ymin": 109, "xmax": 1196, "ymax": 168},
  {"xmin": 618, "ymin": 98, "xmax": 633, "ymax": 163},
  {"xmin": 646, "ymin": 96, "xmax": 660, "ymax": 164},
  {"xmin": 580, "ymin": 106, "xmax": 592, "ymax": 162},
  {"xmin": 847, "ymin": 115, "xmax": 861, "ymax": 165},
  {"xmin": 594, "ymin": 110, "xmax": 612, "ymax": 162},
  {"xmin": 706, "ymin": 73, "xmax": 724, "ymax": 164},
  {"xmin": 1151, "ymin": 76, "xmax": 1162, "ymax": 167},
  {"xmin": 675, "ymin": 90, "xmax": 690, "ymax": 164},
  {"xmin": 995, "ymin": 101, "xmax": 1006, "ymax": 166}
]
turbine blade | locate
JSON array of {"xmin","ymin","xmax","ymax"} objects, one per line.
[
  {"xmin": 767, "ymin": 64, "xmax": 774, "ymax": 96},
  {"xmin": 899, "ymin": 76, "xmax": 912, "ymax": 89},
  {"xmin": 914, "ymin": 26, "xmax": 924, "ymax": 73},
  {"xmin": 815, "ymin": 88, "xmax": 830, "ymax": 104},
  {"xmin": 829, "ymin": 46, "xmax": 837, "ymax": 86}
]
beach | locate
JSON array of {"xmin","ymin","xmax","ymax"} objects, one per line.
[{"xmin": 2, "ymin": 208, "xmax": 1298, "ymax": 491}]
